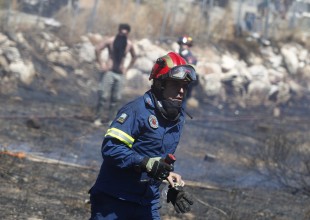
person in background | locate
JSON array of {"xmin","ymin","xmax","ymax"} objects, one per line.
[
  {"xmin": 94, "ymin": 23, "xmax": 137, "ymax": 126},
  {"xmin": 89, "ymin": 52, "xmax": 195, "ymax": 220},
  {"xmin": 177, "ymin": 35, "xmax": 198, "ymax": 102}
]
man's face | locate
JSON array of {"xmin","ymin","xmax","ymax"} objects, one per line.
[
  {"xmin": 162, "ymin": 80, "xmax": 189, "ymax": 104},
  {"xmin": 180, "ymin": 44, "xmax": 190, "ymax": 49},
  {"xmin": 119, "ymin": 29, "xmax": 129, "ymax": 36}
]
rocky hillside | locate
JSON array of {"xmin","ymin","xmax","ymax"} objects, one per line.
[{"xmin": 0, "ymin": 26, "xmax": 309, "ymax": 115}]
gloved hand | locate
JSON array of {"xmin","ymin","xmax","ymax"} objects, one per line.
[
  {"xmin": 140, "ymin": 157, "xmax": 174, "ymax": 180},
  {"xmin": 167, "ymin": 186, "xmax": 194, "ymax": 213}
]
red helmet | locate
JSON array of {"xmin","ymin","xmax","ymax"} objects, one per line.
[
  {"xmin": 149, "ymin": 52, "xmax": 196, "ymax": 82},
  {"xmin": 177, "ymin": 35, "xmax": 193, "ymax": 47}
]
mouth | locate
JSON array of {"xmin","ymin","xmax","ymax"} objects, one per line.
[{"xmin": 171, "ymin": 98, "xmax": 183, "ymax": 103}]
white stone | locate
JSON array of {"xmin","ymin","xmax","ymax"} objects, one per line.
[
  {"xmin": 9, "ymin": 60, "xmax": 35, "ymax": 85},
  {"xmin": 200, "ymin": 73, "xmax": 223, "ymax": 97},
  {"xmin": 133, "ymin": 57, "xmax": 153, "ymax": 73},
  {"xmin": 221, "ymin": 54, "xmax": 236, "ymax": 72},
  {"xmin": 52, "ymin": 66, "xmax": 68, "ymax": 78},
  {"xmin": 281, "ymin": 46, "xmax": 299, "ymax": 75},
  {"xmin": 79, "ymin": 42, "xmax": 96, "ymax": 63}
]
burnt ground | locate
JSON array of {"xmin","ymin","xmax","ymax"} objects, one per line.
[
  {"xmin": 1, "ymin": 75, "xmax": 310, "ymax": 219},
  {"xmin": 1, "ymin": 152, "xmax": 310, "ymax": 220}
]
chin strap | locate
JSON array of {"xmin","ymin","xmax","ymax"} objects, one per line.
[
  {"xmin": 151, "ymin": 92, "xmax": 180, "ymax": 121},
  {"xmin": 182, "ymin": 108, "xmax": 193, "ymax": 119},
  {"xmin": 162, "ymin": 99, "xmax": 181, "ymax": 118}
]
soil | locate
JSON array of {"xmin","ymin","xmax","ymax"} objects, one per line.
[
  {"xmin": 1, "ymin": 148, "xmax": 310, "ymax": 220},
  {"xmin": 1, "ymin": 69, "xmax": 310, "ymax": 219}
]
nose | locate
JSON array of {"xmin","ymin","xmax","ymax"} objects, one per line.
[
  {"xmin": 180, "ymin": 87, "xmax": 184, "ymax": 94},
  {"xmin": 179, "ymin": 87, "xmax": 185, "ymax": 97}
]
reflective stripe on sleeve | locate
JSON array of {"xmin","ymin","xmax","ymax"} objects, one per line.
[{"xmin": 105, "ymin": 128, "xmax": 135, "ymax": 148}]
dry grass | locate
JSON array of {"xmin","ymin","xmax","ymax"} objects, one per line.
[
  {"xmin": 53, "ymin": 0, "xmax": 236, "ymax": 44},
  {"xmin": 250, "ymin": 132, "xmax": 310, "ymax": 195},
  {"xmin": 2, "ymin": 0, "xmax": 308, "ymax": 47}
]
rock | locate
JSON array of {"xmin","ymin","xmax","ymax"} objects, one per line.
[
  {"xmin": 47, "ymin": 51, "xmax": 58, "ymax": 63},
  {"xmin": 44, "ymin": 18, "xmax": 61, "ymax": 28},
  {"xmin": 78, "ymin": 42, "xmax": 96, "ymax": 63},
  {"xmin": 0, "ymin": 32, "xmax": 8, "ymax": 43},
  {"xmin": 15, "ymin": 32, "xmax": 31, "ymax": 49},
  {"xmin": 248, "ymin": 65, "xmax": 269, "ymax": 81},
  {"xmin": 135, "ymin": 38, "xmax": 167, "ymax": 61},
  {"xmin": 297, "ymin": 65, "xmax": 310, "ymax": 89},
  {"xmin": 133, "ymin": 57, "xmax": 153, "ymax": 73},
  {"xmin": 47, "ymin": 50, "xmax": 75, "ymax": 67},
  {"xmin": 26, "ymin": 118, "xmax": 41, "ymax": 129},
  {"xmin": 288, "ymin": 79, "xmax": 305, "ymax": 98},
  {"xmin": 186, "ymin": 97, "xmax": 199, "ymax": 108},
  {"xmin": 200, "ymin": 73, "xmax": 222, "ymax": 97},
  {"xmin": 74, "ymin": 69, "xmax": 85, "ymax": 76},
  {"xmin": 9, "ymin": 60, "xmax": 36, "ymax": 85},
  {"xmin": 204, "ymin": 153, "xmax": 217, "ymax": 162},
  {"xmin": 247, "ymin": 81, "xmax": 271, "ymax": 106},
  {"xmin": 52, "ymin": 66, "xmax": 68, "ymax": 78},
  {"xmin": 298, "ymin": 49, "xmax": 308, "ymax": 63},
  {"xmin": 126, "ymin": 69, "xmax": 151, "ymax": 92},
  {"xmin": 269, "ymin": 54, "xmax": 283, "ymax": 69},
  {"xmin": 0, "ymin": 55, "xmax": 10, "ymax": 72},
  {"xmin": 273, "ymin": 107, "xmax": 281, "ymax": 117},
  {"xmin": 221, "ymin": 54, "xmax": 236, "ymax": 72},
  {"xmin": 268, "ymin": 82, "xmax": 291, "ymax": 104},
  {"xmin": 3, "ymin": 47, "xmax": 21, "ymax": 62},
  {"xmin": 41, "ymin": 32, "xmax": 52, "ymax": 41},
  {"xmin": 87, "ymin": 33, "xmax": 103, "ymax": 45},
  {"xmin": 281, "ymin": 46, "xmax": 299, "ymax": 75},
  {"xmin": 59, "ymin": 50, "xmax": 75, "ymax": 66},
  {"xmin": 196, "ymin": 62, "xmax": 221, "ymax": 75},
  {"xmin": 46, "ymin": 41, "xmax": 57, "ymax": 51},
  {"xmin": 268, "ymin": 69, "xmax": 286, "ymax": 84}
]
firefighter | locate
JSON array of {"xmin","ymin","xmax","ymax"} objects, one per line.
[
  {"xmin": 89, "ymin": 52, "xmax": 195, "ymax": 220},
  {"xmin": 177, "ymin": 35, "xmax": 199, "ymax": 101},
  {"xmin": 177, "ymin": 35, "xmax": 197, "ymax": 66}
]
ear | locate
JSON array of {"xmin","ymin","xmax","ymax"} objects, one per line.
[
  {"xmin": 153, "ymin": 79, "xmax": 161, "ymax": 88},
  {"xmin": 159, "ymin": 81, "xmax": 166, "ymax": 90},
  {"xmin": 153, "ymin": 80, "xmax": 166, "ymax": 92}
]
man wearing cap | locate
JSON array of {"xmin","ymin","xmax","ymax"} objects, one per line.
[
  {"xmin": 89, "ymin": 52, "xmax": 195, "ymax": 219},
  {"xmin": 94, "ymin": 23, "xmax": 137, "ymax": 126}
]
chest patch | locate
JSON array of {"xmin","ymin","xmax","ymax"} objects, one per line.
[
  {"xmin": 148, "ymin": 115, "xmax": 158, "ymax": 129},
  {"xmin": 117, "ymin": 113, "xmax": 128, "ymax": 124}
]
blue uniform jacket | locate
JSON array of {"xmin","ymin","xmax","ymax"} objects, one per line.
[{"xmin": 90, "ymin": 90, "xmax": 186, "ymax": 205}]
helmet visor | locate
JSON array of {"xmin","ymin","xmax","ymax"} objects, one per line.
[{"xmin": 169, "ymin": 65, "xmax": 197, "ymax": 81}]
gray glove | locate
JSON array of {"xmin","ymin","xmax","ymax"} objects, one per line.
[{"xmin": 140, "ymin": 157, "xmax": 174, "ymax": 180}]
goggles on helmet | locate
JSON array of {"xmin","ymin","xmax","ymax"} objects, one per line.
[{"xmin": 162, "ymin": 65, "xmax": 197, "ymax": 82}]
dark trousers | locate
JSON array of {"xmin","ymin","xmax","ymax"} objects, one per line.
[{"xmin": 90, "ymin": 193, "xmax": 161, "ymax": 220}]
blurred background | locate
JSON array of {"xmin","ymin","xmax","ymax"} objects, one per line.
[{"xmin": 1, "ymin": 0, "xmax": 309, "ymax": 45}]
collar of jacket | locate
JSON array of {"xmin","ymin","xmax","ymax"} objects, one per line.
[{"xmin": 143, "ymin": 90, "xmax": 156, "ymax": 109}]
